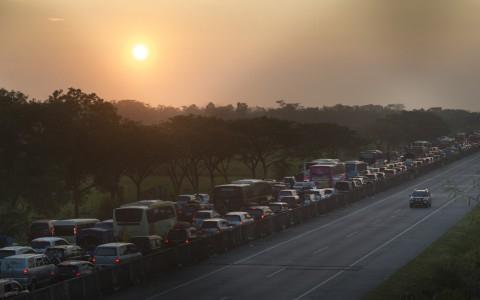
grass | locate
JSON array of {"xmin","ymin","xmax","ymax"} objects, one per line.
[{"xmin": 365, "ymin": 201, "xmax": 480, "ymax": 300}]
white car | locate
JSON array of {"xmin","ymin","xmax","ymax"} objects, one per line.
[
  {"xmin": 200, "ymin": 218, "xmax": 233, "ymax": 236},
  {"xmin": 30, "ymin": 237, "xmax": 69, "ymax": 253},
  {"xmin": 93, "ymin": 243, "xmax": 142, "ymax": 268},
  {"xmin": 192, "ymin": 210, "xmax": 221, "ymax": 228},
  {"xmin": 224, "ymin": 212, "xmax": 254, "ymax": 227},
  {"xmin": 277, "ymin": 189, "xmax": 299, "ymax": 201},
  {"xmin": 0, "ymin": 247, "xmax": 37, "ymax": 259}
]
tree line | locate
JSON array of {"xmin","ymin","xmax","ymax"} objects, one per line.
[{"xmin": 0, "ymin": 87, "xmax": 468, "ymax": 236}]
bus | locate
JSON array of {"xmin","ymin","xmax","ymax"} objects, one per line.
[
  {"xmin": 359, "ymin": 150, "xmax": 384, "ymax": 166},
  {"xmin": 345, "ymin": 161, "xmax": 368, "ymax": 179},
  {"xmin": 231, "ymin": 179, "xmax": 273, "ymax": 203},
  {"xmin": 53, "ymin": 219, "xmax": 99, "ymax": 244},
  {"xmin": 303, "ymin": 159, "xmax": 340, "ymax": 181},
  {"xmin": 213, "ymin": 183, "xmax": 263, "ymax": 214},
  {"xmin": 113, "ymin": 200, "xmax": 177, "ymax": 241},
  {"xmin": 309, "ymin": 163, "xmax": 346, "ymax": 188}
]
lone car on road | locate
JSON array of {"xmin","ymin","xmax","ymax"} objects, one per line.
[{"xmin": 409, "ymin": 188, "xmax": 432, "ymax": 208}]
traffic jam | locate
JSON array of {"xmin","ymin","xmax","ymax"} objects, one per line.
[{"xmin": 0, "ymin": 132, "xmax": 478, "ymax": 299}]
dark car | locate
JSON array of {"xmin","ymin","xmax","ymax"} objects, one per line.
[
  {"xmin": 56, "ymin": 260, "xmax": 95, "ymax": 280},
  {"xmin": 45, "ymin": 245, "xmax": 88, "ymax": 264},
  {"xmin": 245, "ymin": 206, "xmax": 274, "ymax": 221},
  {"xmin": 268, "ymin": 202, "xmax": 290, "ymax": 214},
  {"xmin": 128, "ymin": 236, "xmax": 162, "ymax": 255},
  {"xmin": 77, "ymin": 228, "xmax": 115, "ymax": 256},
  {"xmin": 164, "ymin": 224, "xmax": 200, "ymax": 247},
  {"xmin": 0, "ymin": 279, "xmax": 29, "ymax": 299},
  {"xmin": 409, "ymin": 188, "xmax": 432, "ymax": 208}
]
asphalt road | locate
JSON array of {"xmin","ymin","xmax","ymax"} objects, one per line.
[{"xmin": 110, "ymin": 153, "xmax": 480, "ymax": 300}]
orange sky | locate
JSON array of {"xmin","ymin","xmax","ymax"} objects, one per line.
[{"xmin": 1, "ymin": 0, "xmax": 480, "ymax": 110}]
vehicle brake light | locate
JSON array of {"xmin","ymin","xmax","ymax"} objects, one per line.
[
  {"xmin": 114, "ymin": 257, "xmax": 121, "ymax": 264},
  {"xmin": 75, "ymin": 272, "xmax": 81, "ymax": 277},
  {"xmin": 50, "ymin": 271, "xmax": 55, "ymax": 276},
  {"xmin": 23, "ymin": 268, "xmax": 29, "ymax": 275},
  {"xmin": 185, "ymin": 239, "xmax": 190, "ymax": 244},
  {"xmin": 164, "ymin": 239, "xmax": 169, "ymax": 244},
  {"xmin": 73, "ymin": 226, "xmax": 77, "ymax": 236},
  {"xmin": 91, "ymin": 256, "xmax": 96, "ymax": 264}
]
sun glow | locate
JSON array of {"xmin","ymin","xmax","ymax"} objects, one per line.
[{"xmin": 132, "ymin": 44, "xmax": 149, "ymax": 61}]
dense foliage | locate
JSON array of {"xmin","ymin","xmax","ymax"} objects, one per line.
[{"xmin": 0, "ymin": 87, "xmax": 473, "ymax": 237}]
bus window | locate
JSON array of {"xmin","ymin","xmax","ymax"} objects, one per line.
[
  {"xmin": 147, "ymin": 207, "xmax": 175, "ymax": 223},
  {"xmin": 115, "ymin": 208, "xmax": 143, "ymax": 225}
]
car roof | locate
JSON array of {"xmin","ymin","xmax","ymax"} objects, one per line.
[
  {"xmin": 97, "ymin": 242, "xmax": 132, "ymax": 247},
  {"xmin": 269, "ymin": 202, "xmax": 288, "ymax": 205},
  {"xmin": 0, "ymin": 246, "xmax": 32, "ymax": 251},
  {"xmin": 4, "ymin": 253, "xmax": 44, "ymax": 259},
  {"xmin": 247, "ymin": 206, "xmax": 270, "ymax": 209},
  {"xmin": 32, "ymin": 237, "xmax": 67, "ymax": 242},
  {"xmin": 280, "ymin": 189, "xmax": 296, "ymax": 192},
  {"xmin": 129, "ymin": 235, "xmax": 161, "ymax": 239},
  {"xmin": 202, "ymin": 218, "xmax": 226, "ymax": 222},
  {"xmin": 46, "ymin": 245, "xmax": 77, "ymax": 249},
  {"xmin": 196, "ymin": 210, "xmax": 215, "ymax": 213},
  {"xmin": 225, "ymin": 211, "xmax": 248, "ymax": 215},
  {"xmin": 58, "ymin": 260, "xmax": 91, "ymax": 266}
]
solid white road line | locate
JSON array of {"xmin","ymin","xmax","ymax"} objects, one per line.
[
  {"xmin": 313, "ymin": 246, "xmax": 329, "ymax": 254},
  {"xmin": 145, "ymin": 154, "xmax": 480, "ymax": 299},
  {"xmin": 266, "ymin": 267, "xmax": 286, "ymax": 278}
]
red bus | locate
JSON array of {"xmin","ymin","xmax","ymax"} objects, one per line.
[{"xmin": 309, "ymin": 164, "xmax": 346, "ymax": 188}]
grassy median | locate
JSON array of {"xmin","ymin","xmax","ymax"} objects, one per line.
[{"xmin": 365, "ymin": 202, "xmax": 480, "ymax": 300}]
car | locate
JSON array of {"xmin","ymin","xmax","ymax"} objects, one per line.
[
  {"xmin": 268, "ymin": 202, "xmax": 290, "ymax": 214},
  {"xmin": 30, "ymin": 237, "xmax": 69, "ymax": 254},
  {"xmin": 92, "ymin": 243, "xmax": 142, "ymax": 268},
  {"xmin": 192, "ymin": 210, "xmax": 221, "ymax": 228},
  {"xmin": 176, "ymin": 194, "xmax": 196, "ymax": 209},
  {"xmin": 305, "ymin": 189, "xmax": 325, "ymax": 202},
  {"xmin": 177, "ymin": 199, "xmax": 202, "ymax": 222},
  {"xmin": 44, "ymin": 245, "xmax": 88, "ymax": 264},
  {"xmin": 335, "ymin": 181, "xmax": 354, "ymax": 193},
  {"xmin": 409, "ymin": 188, "xmax": 432, "ymax": 208},
  {"xmin": 277, "ymin": 189, "xmax": 299, "ymax": 201},
  {"xmin": 200, "ymin": 218, "xmax": 233, "ymax": 236},
  {"xmin": 77, "ymin": 227, "xmax": 115, "ymax": 256},
  {"xmin": 164, "ymin": 224, "xmax": 200, "ymax": 247},
  {"xmin": 195, "ymin": 193, "xmax": 213, "ymax": 209},
  {"xmin": 322, "ymin": 188, "xmax": 336, "ymax": 199},
  {"xmin": 292, "ymin": 181, "xmax": 316, "ymax": 191},
  {"xmin": 128, "ymin": 235, "xmax": 162, "ymax": 255},
  {"xmin": 224, "ymin": 212, "xmax": 254, "ymax": 227},
  {"xmin": 94, "ymin": 220, "xmax": 113, "ymax": 231},
  {"xmin": 0, "ymin": 254, "xmax": 57, "ymax": 290},
  {"xmin": 280, "ymin": 196, "xmax": 301, "ymax": 208},
  {"xmin": 282, "ymin": 176, "xmax": 296, "ymax": 188},
  {"xmin": 0, "ymin": 247, "xmax": 37, "ymax": 260},
  {"xmin": 0, "ymin": 279, "xmax": 28, "ymax": 299},
  {"xmin": 29, "ymin": 220, "xmax": 56, "ymax": 241},
  {"xmin": 56, "ymin": 260, "xmax": 95, "ymax": 280},
  {"xmin": 245, "ymin": 206, "xmax": 274, "ymax": 221}
]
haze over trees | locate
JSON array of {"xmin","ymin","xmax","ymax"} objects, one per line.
[{"xmin": 0, "ymin": 86, "xmax": 476, "ymax": 238}]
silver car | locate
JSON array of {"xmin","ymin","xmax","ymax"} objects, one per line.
[
  {"xmin": 0, "ymin": 254, "xmax": 56, "ymax": 290},
  {"xmin": 93, "ymin": 243, "xmax": 142, "ymax": 269}
]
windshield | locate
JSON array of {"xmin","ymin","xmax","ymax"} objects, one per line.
[
  {"xmin": 0, "ymin": 250, "xmax": 15, "ymax": 259},
  {"xmin": 225, "ymin": 215, "xmax": 241, "ymax": 222},
  {"xmin": 167, "ymin": 230, "xmax": 187, "ymax": 240},
  {"xmin": 195, "ymin": 212, "xmax": 211, "ymax": 219},
  {"xmin": 279, "ymin": 191, "xmax": 292, "ymax": 196},
  {"xmin": 201, "ymin": 221, "xmax": 218, "ymax": 229},
  {"xmin": 1, "ymin": 259, "xmax": 27, "ymax": 271},
  {"xmin": 31, "ymin": 241, "xmax": 50, "ymax": 249},
  {"xmin": 214, "ymin": 187, "xmax": 242, "ymax": 200},
  {"xmin": 95, "ymin": 247, "xmax": 117, "ymax": 256},
  {"xmin": 412, "ymin": 191, "xmax": 429, "ymax": 197},
  {"xmin": 115, "ymin": 208, "xmax": 143, "ymax": 224},
  {"xmin": 54, "ymin": 225, "xmax": 74, "ymax": 236},
  {"xmin": 269, "ymin": 205, "xmax": 283, "ymax": 213}
]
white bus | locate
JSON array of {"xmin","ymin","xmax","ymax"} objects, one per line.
[
  {"xmin": 113, "ymin": 200, "xmax": 177, "ymax": 241},
  {"xmin": 53, "ymin": 219, "xmax": 99, "ymax": 244}
]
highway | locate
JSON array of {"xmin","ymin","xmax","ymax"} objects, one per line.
[{"xmin": 110, "ymin": 152, "xmax": 480, "ymax": 300}]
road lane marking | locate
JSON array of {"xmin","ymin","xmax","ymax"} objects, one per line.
[
  {"xmin": 145, "ymin": 154, "xmax": 480, "ymax": 299},
  {"xmin": 313, "ymin": 246, "xmax": 329, "ymax": 254},
  {"xmin": 292, "ymin": 191, "xmax": 472, "ymax": 300},
  {"xmin": 266, "ymin": 267, "xmax": 286, "ymax": 278},
  {"xmin": 345, "ymin": 231, "xmax": 359, "ymax": 238}
]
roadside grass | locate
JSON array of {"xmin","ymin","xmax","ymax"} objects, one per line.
[{"xmin": 365, "ymin": 202, "xmax": 480, "ymax": 300}]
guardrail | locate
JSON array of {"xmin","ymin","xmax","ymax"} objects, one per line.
[{"xmin": 11, "ymin": 148, "xmax": 478, "ymax": 300}]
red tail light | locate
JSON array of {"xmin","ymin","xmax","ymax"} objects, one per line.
[
  {"xmin": 73, "ymin": 226, "xmax": 77, "ymax": 236},
  {"xmin": 23, "ymin": 268, "xmax": 29, "ymax": 275},
  {"xmin": 91, "ymin": 256, "xmax": 96, "ymax": 264},
  {"xmin": 261, "ymin": 215, "xmax": 265, "ymax": 219},
  {"xmin": 185, "ymin": 239, "xmax": 190, "ymax": 244},
  {"xmin": 164, "ymin": 239, "xmax": 169, "ymax": 244},
  {"xmin": 75, "ymin": 272, "xmax": 81, "ymax": 277},
  {"xmin": 113, "ymin": 257, "xmax": 121, "ymax": 265}
]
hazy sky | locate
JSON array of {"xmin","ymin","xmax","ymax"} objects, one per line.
[{"xmin": 2, "ymin": 0, "xmax": 480, "ymax": 110}]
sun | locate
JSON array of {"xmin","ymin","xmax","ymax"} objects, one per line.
[{"xmin": 132, "ymin": 44, "xmax": 149, "ymax": 61}]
